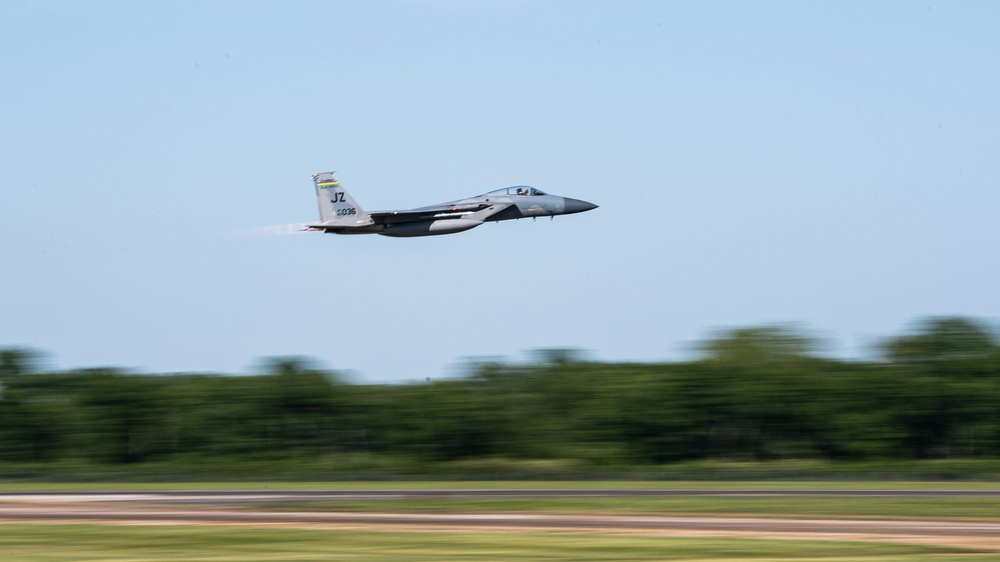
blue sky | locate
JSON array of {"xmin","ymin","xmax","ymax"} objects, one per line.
[{"xmin": 2, "ymin": 1, "xmax": 998, "ymax": 381}]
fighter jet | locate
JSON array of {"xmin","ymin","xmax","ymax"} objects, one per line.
[{"xmin": 303, "ymin": 172, "xmax": 597, "ymax": 237}]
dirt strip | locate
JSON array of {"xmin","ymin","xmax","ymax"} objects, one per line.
[{"xmin": 2, "ymin": 501, "xmax": 1000, "ymax": 552}]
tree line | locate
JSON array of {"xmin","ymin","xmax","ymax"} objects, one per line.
[{"xmin": 1, "ymin": 317, "xmax": 999, "ymax": 465}]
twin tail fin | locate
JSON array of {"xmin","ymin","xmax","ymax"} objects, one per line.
[{"xmin": 313, "ymin": 172, "xmax": 367, "ymax": 225}]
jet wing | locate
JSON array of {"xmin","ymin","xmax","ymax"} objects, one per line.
[{"xmin": 369, "ymin": 202, "xmax": 509, "ymax": 225}]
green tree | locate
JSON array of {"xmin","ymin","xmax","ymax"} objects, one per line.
[{"xmin": 881, "ymin": 318, "xmax": 1000, "ymax": 458}]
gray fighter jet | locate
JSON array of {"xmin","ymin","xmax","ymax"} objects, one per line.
[{"xmin": 304, "ymin": 172, "xmax": 597, "ymax": 237}]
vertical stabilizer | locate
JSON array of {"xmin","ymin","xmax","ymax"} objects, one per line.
[{"xmin": 313, "ymin": 172, "xmax": 366, "ymax": 223}]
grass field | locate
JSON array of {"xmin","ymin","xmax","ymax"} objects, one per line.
[
  {"xmin": 269, "ymin": 495, "xmax": 1000, "ymax": 521},
  {"xmin": 2, "ymin": 457, "xmax": 999, "ymax": 484},
  {"xmin": 0, "ymin": 524, "xmax": 993, "ymax": 561}
]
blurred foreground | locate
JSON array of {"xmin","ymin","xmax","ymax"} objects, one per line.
[
  {"xmin": 2, "ymin": 487, "xmax": 1000, "ymax": 559},
  {"xmin": 2, "ymin": 317, "xmax": 1000, "ymax": 481},
  {"xmin": 3, "ymin": 524, "xmax": 984, "ymax": 561}
]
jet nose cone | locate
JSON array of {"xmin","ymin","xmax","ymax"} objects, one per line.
[{"xmin": 563, "ymin": 197, "xmax": 598, "ymax": 214}]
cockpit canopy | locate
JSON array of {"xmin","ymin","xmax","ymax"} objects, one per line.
[{"xmin": 481, "ymin": 186, "xmax": 547, "ymax": 197}]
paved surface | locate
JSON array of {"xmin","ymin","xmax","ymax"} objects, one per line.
[
  {"xmin": 1, "ymin": 503, "xmax": 999, "ymax": 536},
  {"xmin": 2, "ymin": 490, "xmax": 999, "ymax": 551}
]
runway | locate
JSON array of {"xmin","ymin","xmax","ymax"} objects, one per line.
[{"xmin": 2, "ymin": 490, "xmax": 999, "ymax": 550}]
